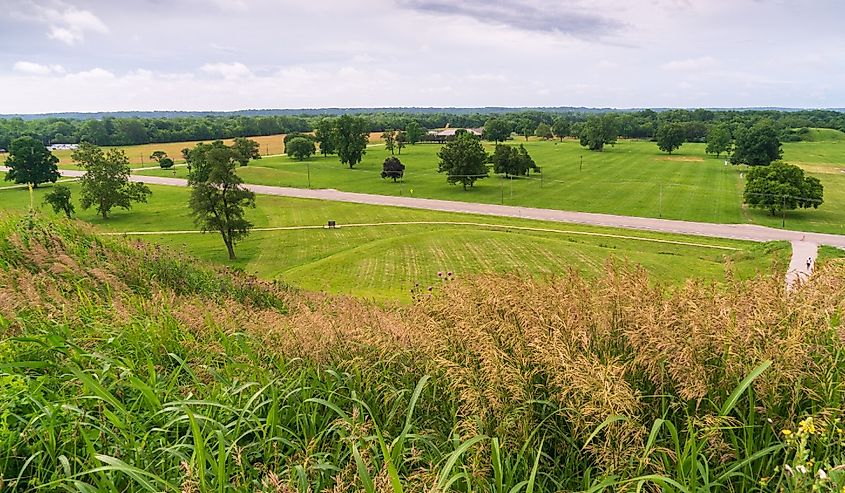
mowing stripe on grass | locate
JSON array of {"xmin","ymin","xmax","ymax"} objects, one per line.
[{"xmin": 100, "ymin": 220, "xmax": 741, "ymax": 251}]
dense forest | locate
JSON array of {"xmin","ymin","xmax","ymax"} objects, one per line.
[{"xmin": 1, "ymin": 108, "xmax": 843, "ymax": 149}]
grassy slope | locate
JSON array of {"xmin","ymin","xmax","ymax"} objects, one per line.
[
  {"xmin": 3, "ymin": 216, "xmax": 845, "ymax": 492},
  {"xmin": 0, "ymin": 182, "xmax": 787, "ymax": 300},
  {"xmin": 138, "ymin": 137, "xmax": 845, "ymax": 235}
]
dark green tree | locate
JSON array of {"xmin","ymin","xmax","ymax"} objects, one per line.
[
  {"xmin": 149, "ymin": 150, "xmax": 167, "ymax": 162},
  {"xmin": 159, "ymin": 157, "xmax": 175, "ymax": 169},
  {"xmin": 42, "ymin": 184, "xmax": 74, "ymax": 218},
  {"xmin": 286, "ymin": 137, "xmax": 316, "ymax": 161},
  {"xmin": 187, "ymin": 141, "xmax": 256, "ymax": 260},
  {"xmin": 335, "ymin": 115, "xmax": 369, "ymax": 168},
  {"xmin": 382, "ymin": 130, "xmax": 396, "ymax": 155},
  {"xmin": 705, "ymin": 123, "xmax": 733, "ymax": 158},
  {"xmin": 315, "ymin": 119, "xmax": 337, "ymax": 155},
  {"xmin": 405, "ymin": 121, "xmax": 424, "ymax": 145},
  {"xmin": 731, "ymin": 120, "xmax": 783, "ymax": 166},
  {"xmin": 231, "ymin": 137, "xmax": 261, "ymax": 166},
  {"xmin": 73, "ymin": 143, "xmax": 151, "ymax": 219},
  {"xmin": 490, "ymin": 144, "xmax": 539, "ymax": 177},
  {"xmin": 655, "ymin": 122, "xmax": 686, "ymax": 154},
  {"xmin": 4, "ymin": 136, "xmax": 60, "ymax": 187},
  {"xmin": 579, "ymin": 115, "xmax": 618, "ymax": 151},
  {"xmin": 517, "ymin": 119, "xmax": 533, "ymax": 141},
  {"xmin": 396, "ymin": 131, "xmax": 407, "ymax": 155},
  {"xmin": 535, "ymin": 123, "xmax": 553, "ymax": 140},
  {"xmin": 437, "ymin": 132, "xmax": 489, "ymax": 190},
  {"xmin": 551, "ymin": 118, "xmax": 570, "ymax": 141},
  {"xmin": 744, "ymin": 161, "xmax": 823, "ymax": 215},
  {"xmin": 381, "ymin": 156, "xmax": 405, "ymax": 182},
  {"xmin": 483, "ymin": 119, "xmax": 511, "ymax": 143}
]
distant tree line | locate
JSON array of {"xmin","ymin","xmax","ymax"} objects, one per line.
[{"xmin": 2, "ymin": 109, "xmax": 843, "ymax": 150}]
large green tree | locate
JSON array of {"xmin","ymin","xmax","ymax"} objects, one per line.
[
  {"xmin": 483, "ymin": 118, "xmax": 511, "ymax": 143},
  {"xmin": 73, "ymin": 143, "xmax": 151, "ymax": 219},
  {"xmin": 405, "ymin": 121, "xmax": 424, "ymax": 145},
  {"xmin": 314, "ymin": 119, "xmax": 337, "ymax": 156},
  {"xmin": 334, "ymin": 115, "xmax": 370, "ymax": 168},
  {"xmin": 535, "ymin": 123, "xmax": 553, "ymax": 140},
  {"xmin": 490, "ymin": 144, "xmax": 539, "ymax": 177},
  {"xmin": 743, "ymin": 161, "xmax": 823, "ymax": 215},
  {"xmin": 705, "ymin": 123, "xmax": 732, "ymax": 158},
  {"xmin": 187, "ymin": 141, "xmax": 256, "ymax": 260},
  {"xmin": 382, "ymin": 130, "xmax": 396, "ymax": 155},
  {"xmin": 551, "ymin": 118, "xmax": 570, "ymax": 141},
  {"xmin": 286, "ymin": 137, "xmax": 316, "ymax": 161},
  {"xmin": 4, "ymin": 136, "xmax": 60, "ymax": 187},
  {"xmin": 437, "ymin": 132, "xmax": 489, "ymax": 190},
  {"xmin": 231, "ymin": 137, "xmax": 261, "ymax": 166},
  {"xmin": 731, "ymin": 120, "xmax": 783, "ymax": 166},
  {"xmin": 381, "ymin": 156, "xmax": 405, "ymax": 182},
  {"xmin": 655, "ymin": 122, "xmax": 686, "ymax": 154},
  {"xmin": 579, "ymin": 114, "xmax": 618, "ymax": 151}
]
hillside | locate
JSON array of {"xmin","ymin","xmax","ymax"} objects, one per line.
[
  {"xmin": 798, "ymin": 127, "xmax": 845, "ymax": 142},
  {"xmin": 3, "ymin": 215, "xmax": 845, "ymax": 491}
]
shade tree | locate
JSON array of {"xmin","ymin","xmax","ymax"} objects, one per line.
[
  {"xmin": 73, "ymin": 143, "xmax": 151, "ymax": 219},
  {"xmin": 4, "ymin": 136, "xmax": 60, "ymax": 187},
  {"xmin": 437, "ymin": 132, "xmax": 489, "ymax": 190}
]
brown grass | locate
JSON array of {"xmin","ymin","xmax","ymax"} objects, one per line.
[{"xmin": 656, "ymin": 156, "xmax": 704, "ymax": 163}]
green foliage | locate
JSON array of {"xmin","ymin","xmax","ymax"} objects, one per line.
[
  {"xmin": 231, "ymin": 137, "xmax": 261, "ymax": 166},
  {"xmin": 73, "ymin": 143, "xmax": 152, "ymax": 219},
  {"xmin": 490, "ymin": 144, "xmax": 539, "ymax": 177},
  {"xmin": 158, "ymin": 157, "xmax": 175, "ymax": 169},
  {"xmin": 743, "ymin": 160, "xmax": 824, "ymax": 215},
  {"xmin": 286, "ymin": 137, "xmax": 316, "ymax": 161},
  {"xmin": 395, "ymin": 130, "xmax": 407, "ymax": 155},
  {"xmin": 732, "ymin": 119, "xmax": 783, "ymax": 166},
  {"xmin": 3, "ymin": 136, "xmax": 60, "ymax": 187},
  {"xmin": 334, "ymin": 115, "xmax": 370, "ymax": 168},
  {"xmin": 535, "ymin": 123, "xmax": 553, "ymax": 140},
  {"xmin": 149, "ymin": 150, "xmax": 167, "ymax": 162},
  {"xmin": 380, "ymin": 156, "xmax": 405, "ymax": 182},
  {"xmin": 706, "ymin": 123, "xmax": 733, "ymax": 158},
  {"xmin": 315, "ymin": 119, "xmax": 338, "ymax": 155},
  {"xmin": 579, "ymin": 115, "xmax": 618, "ymax": 151},
  {"xmin": 42, "ymin": 184, "xmax": 75, "ymax": 218},
  {"xmin": 404, "ymin": 121, "xmax": 424, "ymax": 145},
  {"xmin": 437, "ymin": 132, "xmax": 489, "ymax": 190},
  {"xmin": 483, "ymin": 118, "xmax": 512, "ymax": 143},
  {"xmin": 382, "ymin": 130, "xmax": 396, "ymax": 155},
  {"xmin": 551, "ymin": 118, "xmax": 570, "ymax": 141},
  {"xmin": 655, "ymin": 122, "xmax": 686, "ymax": 154},
  {"xmin": 187, "ymin": 141, "xmax": 257, "ymax": 259}
]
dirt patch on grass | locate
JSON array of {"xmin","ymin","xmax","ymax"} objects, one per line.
[
  {"xmin": 793, "ymin": 163, "xmax": 845, "ymax": 175},
  {"xmin": 656, "ymin": 156, "xmax": 704, "ymax": 163}
]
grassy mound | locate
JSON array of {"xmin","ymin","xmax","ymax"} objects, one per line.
[
  {"xmin": 2, "ymin": 215, "xmax": 845, "ymax": 491},
  {"xmin": 797, "ymin": 128, "xmax": 845, "ymax": 142}
]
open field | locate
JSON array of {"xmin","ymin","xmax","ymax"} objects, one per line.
[
  {"xmin": 52, "ymin": 133, "xmax": 288, "ymax": 168},
  {"xmin": 0, "ymin": 181, "xmax": 789, "ymax": 299},
  {"xmin": 137, "ymin": 135, "xmax": 845, "ymax": 235}
]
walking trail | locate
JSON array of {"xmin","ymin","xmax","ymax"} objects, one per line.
[{"xmin": 28, "ymin": 170, "xmax": 845, "ymax": 286}]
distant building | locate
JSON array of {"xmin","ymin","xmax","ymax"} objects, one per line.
[
  {"xmin": 419, "ymin": 127, "xmax": 484, "ymax": 143},
  {"xmin": 0, "ymin": 148, "xmax": 6, "ymax": 153},
  {"xmin": 48, "ymin": 143, "xmax": 79, "ymax": 151}
]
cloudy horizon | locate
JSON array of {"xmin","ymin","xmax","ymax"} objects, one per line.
[{"xmin": 1, "ymin": 0, "xmax": 843, "ymax": 113}]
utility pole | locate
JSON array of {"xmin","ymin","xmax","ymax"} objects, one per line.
[
  {"xmin": 782, "ymin": 195, "xmax": 786, "ymax": 228},
  {"xmin": 500, "ymin": 176, "xmax": 504, "ymax": 204},
  {"xmin": 659, "ymin": 183, "xmax": 663, "ymax": 218},
  {"xmin": 307, "ymin": 161, "xmax": 311, "ymax": 189},
  {"xmin": 580, "ymin": 155, "xmax": 583, "ymax": 172}
]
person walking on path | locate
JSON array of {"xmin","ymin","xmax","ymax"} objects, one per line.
[{"xmin": 807, "ymin": 257, "xmax": 813, "ymax": 270}]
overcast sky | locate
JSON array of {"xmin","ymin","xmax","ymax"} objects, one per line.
[{"xmin": 1, "ymin": 0, "xmax": 843, "ymax": 113}]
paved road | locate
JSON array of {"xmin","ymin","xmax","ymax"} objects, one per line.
[
  {"xmin": 54, "ymin": 169, "xmax": 845, "ymax": 250},
  {"xmin": 786, "ymin": 241, "xmax": 819, "ymax": 290}
]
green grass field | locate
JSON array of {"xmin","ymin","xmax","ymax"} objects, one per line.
[
  {"xmin": 0, "ymin": 182, "xmax": 788, "ymax": 299},
  {"xmin": 136, "ymin": 135, "xmax": 845, "ymax": 235}
]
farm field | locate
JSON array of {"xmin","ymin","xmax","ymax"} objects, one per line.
[
  {"xmin": 0, "ymin": 182, "xmax": 788, "ymax": 300},
  {"xmin": 138, "ymin": 134, "xmax": 845, "ymax": 235}
]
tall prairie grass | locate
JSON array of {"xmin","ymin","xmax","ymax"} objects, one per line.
[{"xmin": 1, "ymin": 214, "xmax": 844, "ymax": 491}]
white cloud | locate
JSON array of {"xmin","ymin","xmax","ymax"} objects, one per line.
[
  {"xmin": 34, "ymin": 1, "xmax": 109, "ymax": 45},
  {"xmin": 12, "ymin": 61, "xmax": 65, "ymax": 75},
  {"xmin": 661, "ymin": 56, "xmax": 718, "ymax": 72},
  {"xmin": 201, "ymin": 62, "xmax": 253, "ymax": 80}
]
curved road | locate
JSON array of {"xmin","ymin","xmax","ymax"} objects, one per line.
[{"xmin": 58, "ymin": 169, "xmax": 845, "ymax": 285}]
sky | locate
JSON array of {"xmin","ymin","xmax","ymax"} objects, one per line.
[{"xmin": 0, "ymin": 0, "xmax": 843, "ymax": 113}]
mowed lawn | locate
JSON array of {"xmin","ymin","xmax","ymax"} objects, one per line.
[
  {"xmin": 138, "ymin": 136, "xmax": 845, "ymax": 235},
  {"xmin": 0, "ymin": 182, "xmax": 788, "ymax": 300}
]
